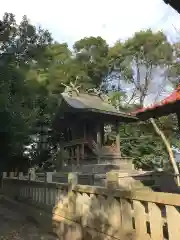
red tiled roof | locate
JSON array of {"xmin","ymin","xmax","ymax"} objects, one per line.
[{"xmin": 134, "ymin": 85, "xmax": 180, "ymax": 115}]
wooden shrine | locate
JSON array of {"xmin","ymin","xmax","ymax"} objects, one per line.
[{"xmin": 53, "ymin": 89, "xmax": 137, "ymax": 169}]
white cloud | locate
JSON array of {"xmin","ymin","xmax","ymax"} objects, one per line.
[{"xmin": 1, "ymin": 0, "xmax": 180, "ymax": 46}]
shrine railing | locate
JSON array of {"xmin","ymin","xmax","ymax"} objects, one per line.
[{"xmin": 1, "ymin": 172, "xmax": 180, "ymax": 239}]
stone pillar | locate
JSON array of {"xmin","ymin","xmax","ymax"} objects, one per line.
[
  {"xmin": 44, "ymin": 172, "xmax": 53, "ymax": 205},
  {"xmin": 9, "ymin": 172, "xmax": 14, "ymax": 178},
  {"xmin": 106, "ymin": 171, "xmax": 152, "ymax": 191},
  {"xmin": 18, "ymin": 172, "xmax": 24, "ymax": 180},
  {"xmin": 28, "ymin": 168, "xmax": 36, "ymax": 181},
  {"xmin": 106, "ymin": 171, "xmax": 119, "ymax": 189},
  {"xmin": 68, "ymin": 172, "xmax": 78, "ymax": 192},
  {"xmin": 68, "ymin": 173, "xmax": 78, "ymax": 216},
  {"xmin": 3, "ymin": 172, "xmax": 7, "ymax": 178},
  {"xmin": 106, "ymin": 171, "xmax": 137, "ymax": 190},
  {"xmin": 46, "ymin": 172, "xmax": 53, "ymax": 183}
]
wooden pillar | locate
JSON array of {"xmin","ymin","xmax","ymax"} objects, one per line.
[
  {"xmin": 70, "ymin": 148, "xmax": 73, "ymax": 165},
  {"xmin": 81, "ymin": 143, "xmax": 84, "ymax": 160},
  {"xmin": 101, "ymin": 123, "xmax": 105, "ymax": 146},
  {"xmin": 76, "ymin": 145, "xmax": 80, "ymax": 165},
  {"xmin": 115, "ymin": 121, "xmax": 121, "ymax": 156},
  {"xmin": 84, "ymin": 123, "xmax": 87, "ymax": 139},
  {"xmin": 72, "ymin": 147, "xmax": 75, "ymax": 165},
  {"xmin": 61, "ymin": 146, "xmax": 64, "ymax": 168},
  {"xmin": 97, "ymin": 123, "xmax": 102, "ymax": 146}
]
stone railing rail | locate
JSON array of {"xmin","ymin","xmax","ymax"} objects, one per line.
[{"xmin": 1, "ymin": 171, "xmax": 180, "ymax": 239}]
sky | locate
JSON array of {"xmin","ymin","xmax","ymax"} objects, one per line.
[
  {"xmin": 1, "ymin": 0, "xmax": 180, "ymax": 47},
  {"xmin": 1, "ymin": 0, "xmax": 180, "ymax": 105}
]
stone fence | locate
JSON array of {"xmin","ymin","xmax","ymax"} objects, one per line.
[
  {"xmin": 1, "ymin": 171, "xmax": 180, "ymax": 239},
  {"xmin": 35, "ymin": 170, "xmax": 180, "ymax": 192}
]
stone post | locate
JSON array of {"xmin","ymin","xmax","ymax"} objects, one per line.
[
  {"xmin": 68, "ymin": 172, "xmax": 78, "ymax": 217},
  {"xmin": 3, "ymin": 172, "xmax": 7, "ymax": 178},
  {"xmin": 106, "ymin": 171, "xmax": 152, "ymax": 191},
  {"xmin": 68, "ymin": 172, "xmax": 78, "ymax": 192},
  {"xmin": 18, "ymin": 172, "xmax": 24, "ymax": 180},
  {"xmin": 46, "ymin": 172, "xmax": 53, "ymax": 183},
  {"xmin": 106, "ymin": 171, "xmax": 137, "ymax": 190},
  {"xmin": 106, "ymin": 171, "xmax": 119, "ymax": 189},
  {"xmin": 44, "ymin": 172, "xmax": 53, "ymax": 205},
  {"xmin": 1, "ymin": 172, "xmax": 7, "ymax": 190},
  {"xmin": 28, "ymin": 168, "xmax": 36, "ymax": 181},
  {"xmin": 9, "ymin": 172, "xmax": 14, "ymax": 178}
]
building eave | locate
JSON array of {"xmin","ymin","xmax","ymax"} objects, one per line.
[{"xmin": 163, "ymin": 0, "xmax": 180, "ymax": 14}]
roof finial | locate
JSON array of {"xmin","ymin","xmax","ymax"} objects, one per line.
[
  {"xmin": 86, "ymin": 88, "xmax": 112, "ymax": 104},
  {"xmin": 86, "ymin": 88, "xmax": 102, "ymax": 96},
  {"xmin": 61, "ymin": 76, "xmax": 81, "ymax": 97}
]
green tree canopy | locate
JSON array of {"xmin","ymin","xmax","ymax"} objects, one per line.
[{"xmin": 0, "ymin": 12, "xmax": 180, "ymax": 172}]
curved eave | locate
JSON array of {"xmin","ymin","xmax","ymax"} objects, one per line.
[
  {"xmin": 164, "ymin": 0, "xmax": 180, "ymax": 14},
  {"xmin": 134, "ymin": 85, "xmax": 180, "ymax": 121},
  {"xmin": 81, "ymin": 107, "xmax": 138, "ymax": 121},
  {"xmin": 61, "ymin": 94, "xmax": 138, "ymax": 122},
  {"xmin": 136, "ymin": 101, "xmax": 179, "ymax": 121}
]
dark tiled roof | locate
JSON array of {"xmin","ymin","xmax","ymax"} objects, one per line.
[{"xmin": 61, "ymin": 92, "xmax": 137, "ymax": 120}]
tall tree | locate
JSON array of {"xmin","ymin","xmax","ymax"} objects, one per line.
[
  {"xmin": 110, "ymin": 30, "xmax": 173, "ymax": 106},
  {"xmin": 0, "ymin": 13, "xmax": 52, "ymax": 171},
  {"xmin": 108, "ymin": 30, "xmax": 179, "ymax": 174},
  {"xmin": 26, "ymin": 43, "xmax": 72, "ymax": 94},
  {"xmin": 73, "ymin": 36, "xmax": 109, "ymax": 89}
]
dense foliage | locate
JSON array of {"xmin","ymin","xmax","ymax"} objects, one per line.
[{"xmin": 0, "ymin": 12, "xmax": 180, "ymax": 171}]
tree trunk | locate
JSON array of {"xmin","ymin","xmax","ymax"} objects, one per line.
[{"xmin": 150, "ymin": 118, "xmax": 180, "ymax": 186}]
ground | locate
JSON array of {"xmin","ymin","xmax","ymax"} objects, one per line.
[{"xmin": 0, "ymin": 197, "xmax": 58, "ymax": 240}]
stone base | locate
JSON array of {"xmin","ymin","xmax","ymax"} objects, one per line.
[
  {"xmin": 60, "ymin": 158, "xmax": 134, "ymax": 174},
  {"xmin": 106, "ymin": 170, "xmax": 180, "ymax": 192}
]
